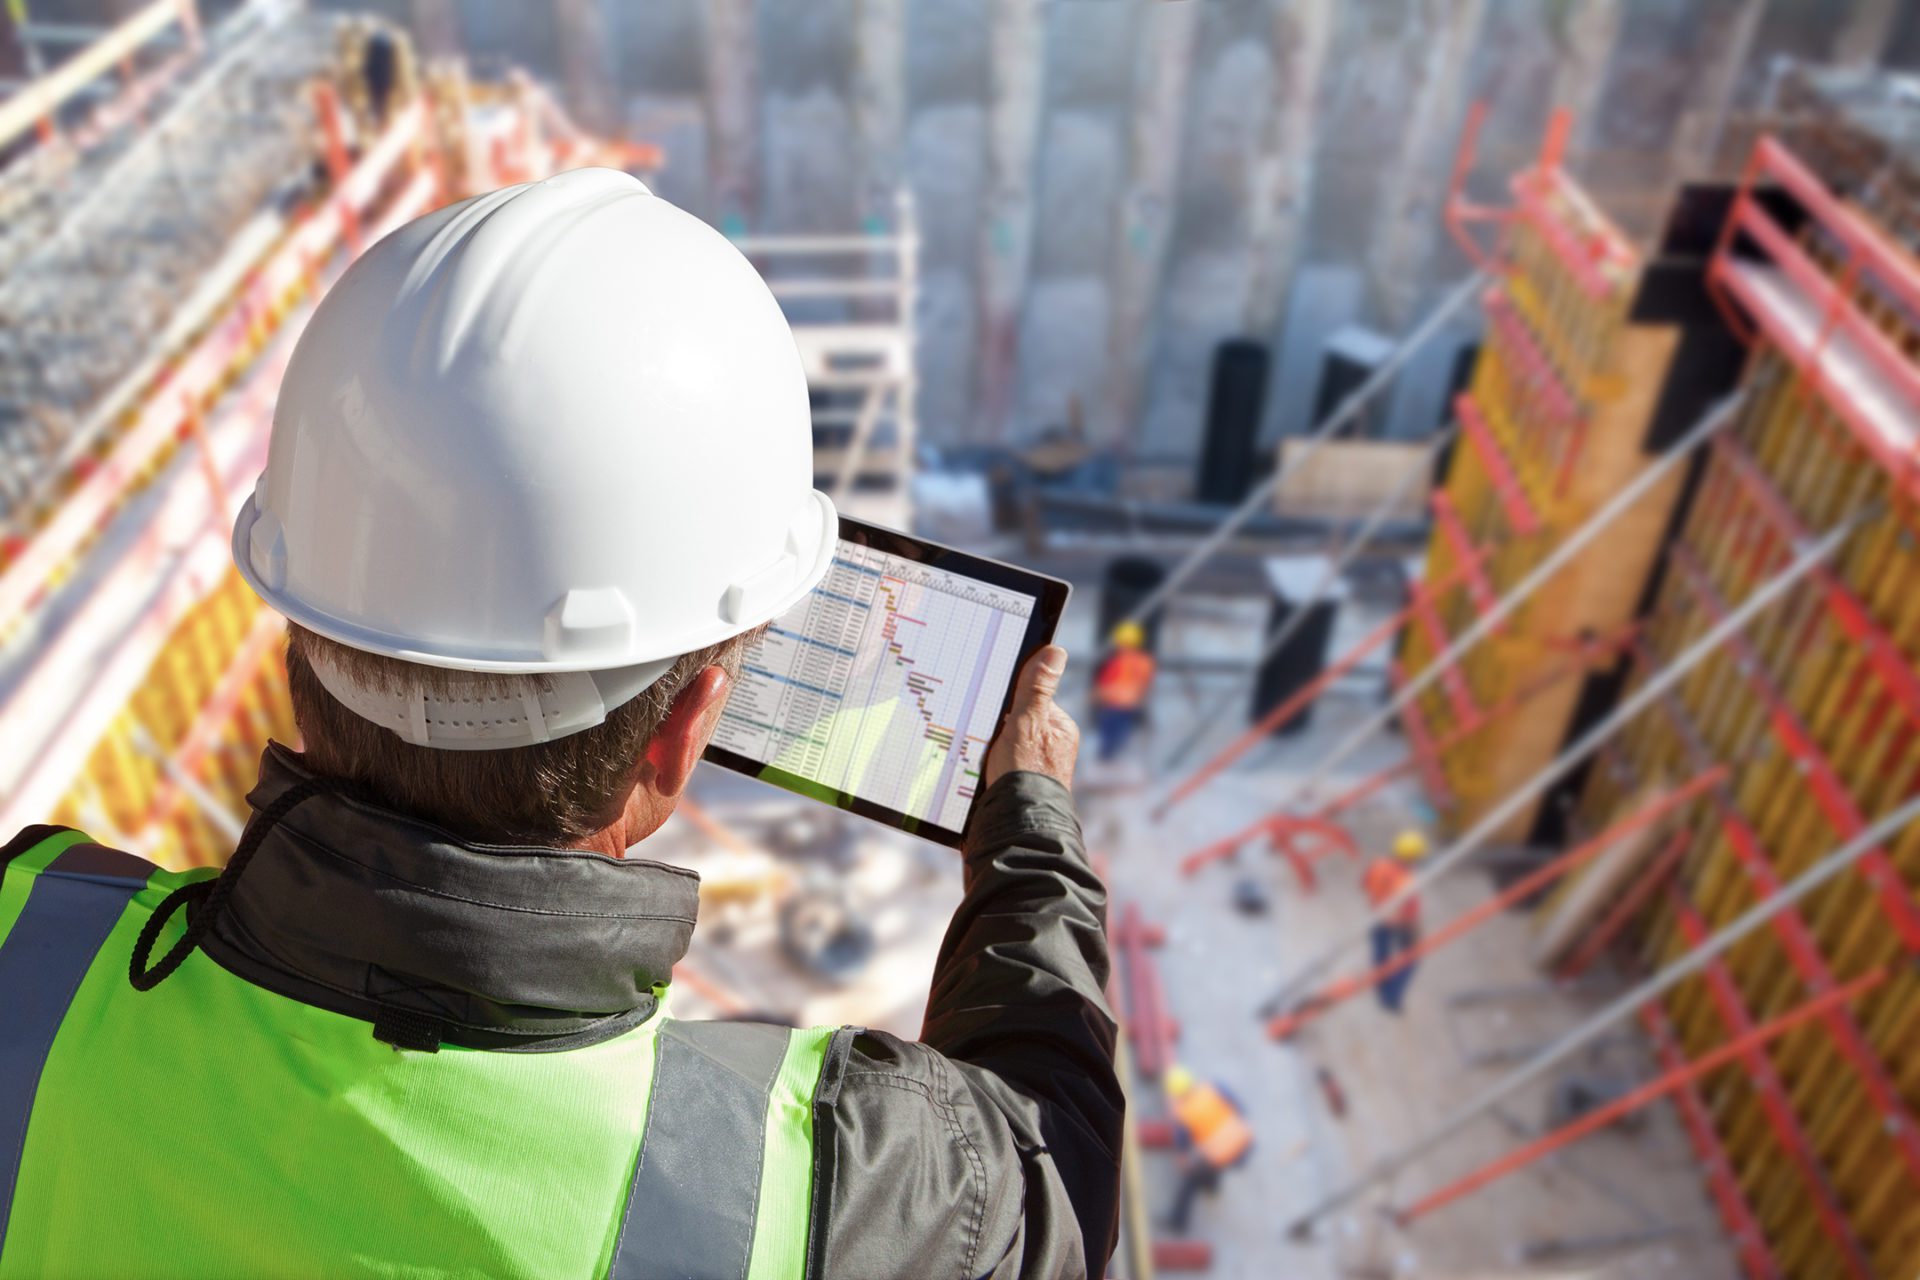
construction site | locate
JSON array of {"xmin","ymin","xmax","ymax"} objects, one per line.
[{"xmin": 5, "ymin": 0, "xmax": 1920, "ymax": 1276}]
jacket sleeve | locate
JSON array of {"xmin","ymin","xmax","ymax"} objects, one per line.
[
  {"xmin": 924, "ymin": 770, "xmax": 1123, "ymax": 1275},
  {"xmin": 811, "ymin": 772, "xmax": 1122, "ymax": 1279}
]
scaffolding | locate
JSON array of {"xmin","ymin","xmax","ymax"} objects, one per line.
[
  {"xmin": 731, "ymin": 192, "xmax": 922, "ymax": 533},
  {"xmin": 0, "ymin": 5, "xmax": 927, "ymax": 876},
  {"xmin": 1561, "ymin": 116, "xmax": 1920, "ymax": 1276},
  {"xmin": 0, "ymin": 12, "xmax": 647, "ymax": 868},
  {"xmin": 1393, "ymin": 108, "xmax": 1710, "ymax": 843},
  {"xmin": 1149, "ymin": 98, "xmax": 1920, "ymax": 1276},
  {"xmin": 0, "ymin": 1, "xmax": 333, "ymax": 534}
]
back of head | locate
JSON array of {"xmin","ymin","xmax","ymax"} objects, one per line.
[
  {"xmin": 283, "ymin": 623, "xmax": 747, "ymax": 844},
  {"xmin": 235, "ymin": 171, "xmax": 836, "ymax": 840}
]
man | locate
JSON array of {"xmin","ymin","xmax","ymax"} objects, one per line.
[
  {"xmin": 1362, "ymin": 829, "xmax": 1428, "ymax": 1014},
  {"xmin": 0, "ymin": 170, "xmax": 1121, "ymax": 1278},
  {"xmin": 1091, "ymin": 620, "xmax": 1155, "ymax": 762},
  {"xmin": 1163, "ymin": 1064, "xmax": 1252, "ymax": 1235}
]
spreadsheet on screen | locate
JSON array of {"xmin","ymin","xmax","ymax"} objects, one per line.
[{"xmin": 711, "ymin": 543, "xmax": 1035, "ymax": 832}]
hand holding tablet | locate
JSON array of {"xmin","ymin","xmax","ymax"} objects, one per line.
[{"xmin": 705, "ymin": 516, "xmax": 1071, "ymax": 846}]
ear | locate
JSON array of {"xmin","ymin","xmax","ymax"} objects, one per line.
[{"xmin": 641, "ymin": 665, "xmax": 734, "ymax": 800}]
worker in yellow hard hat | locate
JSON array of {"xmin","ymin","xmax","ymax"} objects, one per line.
[
  {"xmin": 1361, "ymin": 828, "xmax": 1429, "ymax": 1014},
  {"xmin": 1092, "ymin": 619, "xmax": 1156, "ymax": 762},
  {"xmin": 1162, "ymin": 1063, "xmax": 1253, "ymax": 1234}
]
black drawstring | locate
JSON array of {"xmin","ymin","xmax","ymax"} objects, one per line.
[{"xmin": 129, "ymin": 779, "xmax": 329, "ymax": 992}]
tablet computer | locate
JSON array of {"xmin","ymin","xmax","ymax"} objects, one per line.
[{"xmin": 704, "ymin": 516, "xmax": 1070, "ymax": 847}]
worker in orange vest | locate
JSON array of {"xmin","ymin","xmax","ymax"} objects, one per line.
[
  {"xmin": 1363, "ymin": 829, "xmax": 1428, "ymax": 1013},
  {"xmin": 1163, "ymin": 1064, "xmax": 1253, "ymax": 1234},
  {"xmin": 1092, "ymin": 621, "xmax": 1156, "ymax": 761}
]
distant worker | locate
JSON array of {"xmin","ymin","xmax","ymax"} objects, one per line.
[
  {"xmin": 1363, "ymin": 829, "xmax": 1429, "ymax": 1014},
  {"xmin": 1092, "ymin": 620, "xmax": 1156, "ymax": 761},
  {"xmin": 0, "ymin": 171, "xmax": 1121, "ymax": 1278},
  {"xmin": 1164, "ymin": 1064, "xmax": 1253, "ymax": 1235}
]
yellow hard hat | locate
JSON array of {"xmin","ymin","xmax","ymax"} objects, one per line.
[
  {"xmin": 1163, "ymin": 1064, "xmax": 1195, "ymax": 1097},
  {"xmin": 1393, "ymin": 829, "xmax": 1429, "ymax": 861},
  {"xmin": 1112, "ymin": 621, "xmax": 1146, "ymax": 649}
]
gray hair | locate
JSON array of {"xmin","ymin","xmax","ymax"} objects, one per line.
[{"xmin": 284, "ymin": 623, "xmax": 752, "ymax": 845}]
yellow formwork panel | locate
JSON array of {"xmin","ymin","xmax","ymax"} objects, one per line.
[
  {"xmin": 1589, "ymin": 264, "xmax": 1920, "ymax": 1277},
  {"xmin": 49, "ymin": 570, "xmax": 292, "ymax": 870},
  {"xmin": 1404, "ymin": 162, "xmax": 1687, "ymax": 844}
]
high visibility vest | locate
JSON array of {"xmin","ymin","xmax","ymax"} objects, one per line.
[
  {"xmin": 1362, "ymin": 857, "xmax": 1420, "ymax": 926},
  {"xmin": 0, "ymin": 828, "xmax": 844, "ymax": 1279},
  {"xmin": 1094, "ymin": 650, "xmax": 1156, "ymax": 710},
  {"xmin": 1170, "ymin": 1082, "xmax": 1251, "ymax": 1169}
]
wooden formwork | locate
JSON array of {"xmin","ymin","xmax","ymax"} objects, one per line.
[
  {"xmin": 1568, "ymin": 118, "xmax": 1920, "ymax": 1279},
  {"xmin": 1401, "ymin": 140, "xmax": 1694, "ymax": 842}
]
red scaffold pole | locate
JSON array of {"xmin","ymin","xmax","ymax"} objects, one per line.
[
  {"xmin": 1175, "ymin": 625, "xmax": 1639, "ymax": 880},
  {"xmin": 1556, "ymin": 825, "xmax": 1693, "ymax": 978},
  {"xmin": 1266, "ymin": 765, "xmax": 1727, "ymax": 1040},
  {"xmin": 1393, "ymin": 966, "xmax": 1887, "ymax": 1225},
  {"xmin": 1155, "ymin": 554, "xmax": 1487, "ymax": 820}
]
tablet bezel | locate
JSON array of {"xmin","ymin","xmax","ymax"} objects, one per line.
[{"xmin": 701, "ymin": 515, "xmax": 1071, "ymax": 848}]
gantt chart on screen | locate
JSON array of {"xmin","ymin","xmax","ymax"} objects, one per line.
[{"xmin": 711, "ymin": 545, "xmax": 1034, "ymax": 831}]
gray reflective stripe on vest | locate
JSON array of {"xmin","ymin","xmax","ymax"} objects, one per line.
[
  {"xmin": 611, "ymin": 1019, "xmax": 793, "ymax": 1280},
  {"xmin": 0, "ymin": 843, "xmax": 150, "ymax": 1245}
]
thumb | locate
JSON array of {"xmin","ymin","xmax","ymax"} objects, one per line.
[{"xmin": 1013, "ymin": 645, "xmax": 1067, "ymax": 710}]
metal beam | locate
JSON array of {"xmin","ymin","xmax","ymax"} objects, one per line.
[
  {"xmin": 1262, "ymin": 502, "xmax": 1863, "ymax": 1013},
  {"xmin": 1112, "ymin": 270, "xmax": 1485, "ymax": 642},
  {"xmin": 1284, "ymin": 788, "xmax": 1920, "ymax": 1237},
  {"xmin": 1156, "ymin": 422, "xmax": 1456, "ymax": 773},
  {"xmin": 1259, "ymin": 393, "xmax": 1743, "ymax": 830},
  {"xmin": 1390, "ymin": 967, "xmax": 1887, "ymax": 1227}
]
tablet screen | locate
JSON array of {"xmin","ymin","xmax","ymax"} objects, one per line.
[{"xmin": 706, "ymin": 520, "xmax": 1066, "ymax": 845}]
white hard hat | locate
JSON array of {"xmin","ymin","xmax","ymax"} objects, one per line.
[{"xmin": 233, "ymin": 168, "xmax": 836, "ymax": 748}]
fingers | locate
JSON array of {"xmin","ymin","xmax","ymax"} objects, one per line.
[{"xmin": 1014, "ymin": 645, "xmax": 1067, "ymax": 711}]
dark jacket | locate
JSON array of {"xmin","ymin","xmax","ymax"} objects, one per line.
[{"xmin": 201, "ymin": 746, "xmax": 1123, "ymax": 1278}]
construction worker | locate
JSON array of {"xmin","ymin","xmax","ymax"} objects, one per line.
[
  {"xmin": 1363, "ymin": 829, "xmax": 1429, "ymax": 1014},
  {"xmin": 1092, "ymin": 620, "xmax": 1156, "ymax": 761},
  {"xmin": 1163, "ymin": 1064, "xmax": 1253, "ymax": 1234},
  {"xmin": 0, "ymin": 171, "xmax": 1121, "ymax": 1278}
]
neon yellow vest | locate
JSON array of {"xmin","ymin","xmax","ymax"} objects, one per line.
[{"xmin": 0, "ymin": 829, "xmax": 843, "ymax": 1279}]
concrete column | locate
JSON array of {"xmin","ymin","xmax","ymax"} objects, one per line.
[
  {"xmin": 1103, "ymin": 0, "xmax": 1198, "ymax": 446},
  {"xmin": 1548, "ymin": 0, "xmax": 1623, "ymax": 166},
  {"xmin": 1669, "ymin": 0, "xmax": 1767, "ymax": 180},
  {"xmin": 973, "ymin": 0, "xmax": 1044, "ymax": 443},
  {"xmin": 852, "ymin": 0, "xmax": 905, "ymax": 212},
  {"xmin": 704, "ymin": 0, "xmax": 761, "ymax": 230},
  {"xmin": 1365, "ymin": 0, "xmax": 1488, "ymax": 328},
  {"xmin": 1832, "ymin": 0, "xmax": 1901, "ymax": 68},
  {"xmin": 409, "ymin": 0, "xmax": 462, "ymax": 60},
  {"xmin": 553, "ymin": 0, "xmax": 618, "ymax": 134},
  {"xmin": 1242, "ymin": 0, "xmax": 1333, "ymax": 336}
]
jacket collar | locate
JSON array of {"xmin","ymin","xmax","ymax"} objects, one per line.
[{"xmin": 203, "ymin": 743, "xmax": 700, "ymax": 1051}]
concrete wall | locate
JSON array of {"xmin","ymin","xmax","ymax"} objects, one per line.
[{"xmin": 274, "ymin": 0, "xmax": 1920, "ymax": 466}]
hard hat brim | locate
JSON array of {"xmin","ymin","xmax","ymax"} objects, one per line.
[{"xmin": 234, "ymin": 487, "xmax": 839, "ymax": 675}]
